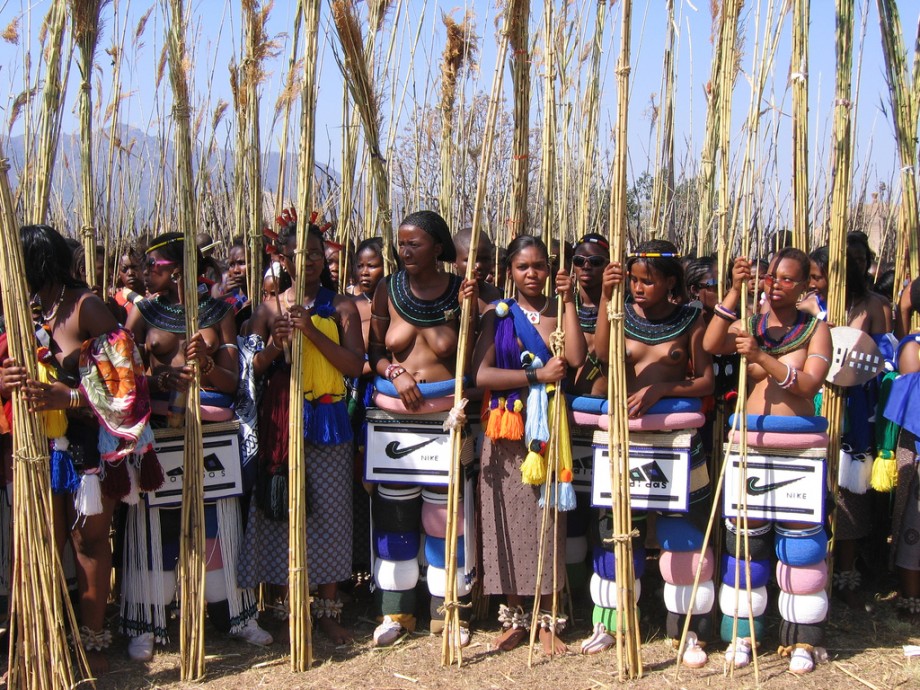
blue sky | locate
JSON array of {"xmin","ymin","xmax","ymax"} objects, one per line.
[{"xmin": 0, "ymin": 0, "xmax": 913, "ymax": 212}]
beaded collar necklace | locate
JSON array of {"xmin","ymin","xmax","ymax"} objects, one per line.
[
  {"xmin": 137, "ymin": 294, "xmax": 234, "ymax": 333},
  {"xmin": 388, "ymin": 270, "xmax": 461, "ymax": 327},
  {"xmin": 575, "ymin": 290, "xmax": 599, "ymax": 333},
  {"xmin": 624, "ymin": 300, "xmax": 699, "ymax": 345},
  {"xmin": 750, "ymin": 311, "xmax": 818, "ymax": 355}
]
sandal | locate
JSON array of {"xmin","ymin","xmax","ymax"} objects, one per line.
[
  {"xmin": 681, "ymin": 631, "xmax": 708, "ymax": 669},
  {"xmin": 724, "ymin": 637, "xmax": 751, "ymax": 669},
  {"xmin": 580, "ymin": 621, "xmax": 615, "ymax": 655},
  {"xmin": 788, "ymin": 647, "xmax": 814, "ymax": 674}
]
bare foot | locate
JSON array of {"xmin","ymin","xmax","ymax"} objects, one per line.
[
  {"xmin": 539, "ymin": 627, "xmax": 567, "ymax": 656},
  {"xmin": 317, "ymin": 617, "xmax": 353, "ymax": 645},
  {"xmin": 85, "ymin": 650, "xmax": 109, "ymax": 676},
  {"xmin": 492, "ymin": 626, "xmax": 527, "ymax": 652}
]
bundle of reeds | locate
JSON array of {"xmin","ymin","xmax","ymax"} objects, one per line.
[
  {"xmin": 824, "ymin": 0, "xmax": 856, "ymax": 587},
  {"xmin": 27, "ymin": 0, "xmax": 72, "ymax": 224},
  {"xmin": 715, "ymin": 0, "xmax": 742, "ymax": 282},
  {"xmin": 273, "ymin": 1, "xmax": 304, "ymax": 216},
  {"xmin": 791, "ymin": 0, "xmax": 810, "ymax": 252},
  {"xmin": 163, "ymin": 0, "xmax": 207, "ymax": 679},
  {"xmin": 70, "ymin": 0, "xmax": 107, "ymax": 286},
  {"xmin": 287, "ymin": 0, "xmax": 322, "ymax": 673},
  {"xmin": 440, "ymin": 16, "xmax": 512, "ymax": 669},
  {"xmin": 332, "ymin": 0, "xmax": 394, "ymax": 272},
  {"xmin": 438, "ymin": 12, "xmax": 476, "ymax": 229},
  {"xmin": 695, "ymin": 3, "xmax": 728, "ymax": 257},
  {"xmin": 242, "ymin": 0, "xmax": 275, "ymax": 308},
  {"xmin": 875, "ymin": 0, "xmax": 920, "ymax": 331},
  {"xmin": 0, "ymin": 147, "xmax": 91, "ymax": 689},
  {"xmin": 527, "ymin": 0, "xmax": 562, "ymax": 666},
  {"xmin": 574, "ymin": 1, "xmax": 608, "ymax": 243},
  {"xmin": 605, "ymin": 0, "xmax": 642, "ymax": 680},
  {"xmin": 650, "ymin": 0, "xmax": 676, "ymax": 243},
  {"xmin": 507, "ymin": 0, "xmax": 530, "ymax": 236}
]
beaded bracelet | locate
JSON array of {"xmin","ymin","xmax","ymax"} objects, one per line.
[
  {"xmin": 384, "ymin": 363, "xmax": 400, "ymax": 380},
  {"xmin": 200, "ymin": 356, "xmax": 215, "ymax": 375},
  {"xmin": 386, "ymin": 364, "xmax": 406, "ymax": 382}
]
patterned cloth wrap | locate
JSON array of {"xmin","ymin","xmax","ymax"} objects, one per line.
[{"xmin": 48, "ymin": 327, "xmax": 163, "ymax": 517}]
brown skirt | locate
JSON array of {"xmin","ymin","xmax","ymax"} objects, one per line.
[{"xmin": 478, "ymin": 437, "xmax": 566, "ymax": 596}]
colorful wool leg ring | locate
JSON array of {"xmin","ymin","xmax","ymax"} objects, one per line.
[
  {"xmin": 719, "ymin": 614, "xmax": 765, "ymax": 643},
  {"xmin": 663, "ymin": 581, "xmax": 715, "ymax": 615},
  {"xmin": 718, "ymin": 583, "xmax": 768, "ymax": 618},
  {"xmin": 775, "ymin": 560, "xmax": 828, "ymax": 595},
  {"xmin": 720, "ymin": 555, "xmax": 771, "ymax": 589},
  {"xmin": 659, "ymin": 548, "xmax": 714, "ymax": 586}
]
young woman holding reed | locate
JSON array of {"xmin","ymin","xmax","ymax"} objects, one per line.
[
  {"xmin": 472, "ymin": 234, "xmax": 585, "ymax": 656},
  {"xmin": 367, "ymin": 210, "xmax": 477, "ymax": 647},
  {"xmin": 0, "ymin": 225, "xmax": 163, "ymax": 674},
  {"xmin": 704, "ymin": 248, "xmax": 832, "ymax": 674},
  {"xmin": 237, "ymin": 220, "xmax": 364, "ymax": 646},
  {"xmin": 121, "ymin": 233, "xmax": 271, "ymax": 661},
  {"xmin": 592, "ymin": 239, "xmax": 714, "ymax": 664},
  {"xmin": 570, "ymin": 233, "xmax": 610, "ymax": 396}
]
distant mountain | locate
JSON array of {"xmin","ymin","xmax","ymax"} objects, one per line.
[{"xmin": 3, "ymin": 125, "xmax": 337, "ymax": 230}]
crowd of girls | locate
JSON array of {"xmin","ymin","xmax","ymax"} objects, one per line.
[{"xmin": 0, "ymin": 217, "xmax": 917, "ymax": 681}]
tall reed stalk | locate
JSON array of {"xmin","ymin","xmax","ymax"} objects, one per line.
[
  {"xmin": 438, "ymin": 13, "xmax": 475, "ymax": 230},
  {"xmin": 508, "ymin": 0, "xmax": 530, "ymax": 236},
  {"xmin": 574, "ymin": 1, "xmax": 607, "ymax": 243},
  {"xmin": 332, "ymin": 0, "xmax": 394, "ymax": 271},
  {"xmin": 606, "ymin": 0, "xmax": 642, "ymax": 679},
  {"xmin": 650, "ymin": 0, "xmax": 675, "ymax": 242},
  {"xmin": 824, "ymin": 0, "xmax": 856, "ymax": 590},
  {"xmin": 163, "ymin": 0, "xmax": 207, "ymax": 679},
  {"xmin": 791, "ymin": 0, "xmax": 810, "ymax": 251},
  {"xmin": 28, "ymin": 0, "xmax": 72, "ymax": 224},
  {"xmin": 440, "ymin": 12, "xmax": 511, "ymax": 670},
  {"xmin": 876, "ymin": 0, "xmax": 920, "ymax": 330},
  {"xmin": 288, "ymin": 0, "xmax": 322, "ymax": 672},
  {"xmin": 71, "ymin": 0, "xmax": 107, "ymax": 286},
  {"xmin": 242, "ymin": 0, "xmax": 273, "ymax": 308}
]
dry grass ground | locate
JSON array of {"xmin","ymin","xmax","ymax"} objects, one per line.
[{"xmin": 81, "ymin": 579, "xmax": 920, "ymax": 690}]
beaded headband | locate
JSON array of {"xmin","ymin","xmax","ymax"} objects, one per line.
[{"xmin": 146, "ymin": 236, "xmax": 183, "ymax": 254}]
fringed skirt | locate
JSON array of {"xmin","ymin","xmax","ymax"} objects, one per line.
[{"xmin": 479, "ymin": 437, "xmax": 565, "ymax": 597}]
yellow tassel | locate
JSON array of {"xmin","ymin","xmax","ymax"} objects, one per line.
[
  {"xmin": 870, "ymin": 450, "xmax": 897, "ymax": 492},
  {"xmin": 551, "ymin": 394, "xmax": 573, "ymax": 479},
  {"xmin": 520, "ymin": 450, "xmax": 546, "ymax": 485}
]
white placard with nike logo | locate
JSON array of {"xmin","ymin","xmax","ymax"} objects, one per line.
[
  {"xmin": 148, "ymin": 421, "xmax": 244, "ymax": 506},
  {"xmin": 365, "ymin": 408, "xmax": 452, "ymax": 485},
  {"xmin": 591, "ymin": 431, "xmax": 692, "ymax": 511},
  {"xmin": 723, "ymin": 446, "xmax": 825, "ymax": 524}
]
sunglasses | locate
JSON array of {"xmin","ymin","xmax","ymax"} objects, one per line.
[
  {"xmin": 696, "ymin": 279, "xmax": 718, "ymax": 289},
  {"xmin": 763, "ymin": 274, "xmax": 804, "ymax": 289},
  {"xmin": 145, "ymin": 258, "xmax": 174, "ymax": 270},
  {"xmin": 572, "ymin": 255, "xmax": 608, "ymax": 269}
]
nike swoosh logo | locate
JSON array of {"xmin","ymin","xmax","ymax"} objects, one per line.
[
  {"xmin": 386, "ymin": 439, "xmax": 436, "ymax": 459},
  {"xmin": 746, "ymin": 476, "xmax": 802, "ymax": 495}
]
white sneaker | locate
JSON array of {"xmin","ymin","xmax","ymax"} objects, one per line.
[
  {"xmin": 230, "ymin": 618, "xmax": 273, "ymax": 646},
  {"xmin": 373, "ymin": 615, "xmax": 405, "ymax": 647},
  {"xmin": 128, "ymin": 632, "xmax": 154, "ymax": 662}
]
